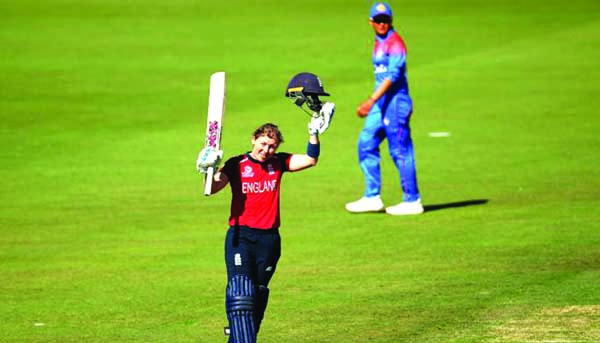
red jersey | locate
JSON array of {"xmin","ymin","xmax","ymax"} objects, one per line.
[{"xmin": 221, "ymin": 152, "xmax": 292, "ymax": 229}]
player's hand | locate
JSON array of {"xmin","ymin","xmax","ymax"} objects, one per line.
[
  {"xmin": 196, "ymin": 147, "xmax": 223, "ymax": 173},
  {"xmin": 308, "ymin": 102, "xmax": 335, "ymax": 135},
  {"xmin": 357, "ymin": 98, "xmax": 375, "ymax": 117}
]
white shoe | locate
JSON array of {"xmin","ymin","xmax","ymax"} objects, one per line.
[
  {"xmin": 345, "ymin": 196, "xmax": 384, "ymax": 213},
  {"xmin": 385, "ymin": 199, "xmax": 424, "ymax": 215}
]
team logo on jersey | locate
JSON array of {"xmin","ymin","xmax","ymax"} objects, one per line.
[
  {"xmin": 374, "ymin": 64, "xmax": 387, "ymax": 74},
  {"xmin": 241, "ymin": 166, "xmax": 254, "ymax": 178},
  {"xmin": 267, "ymin": 164, "xmax": 275, "ymax": 175}
]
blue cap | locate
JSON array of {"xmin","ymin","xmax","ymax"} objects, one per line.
[{"xmin": 369, "ymin": 2, "xmax": 393, "ymax": 19}]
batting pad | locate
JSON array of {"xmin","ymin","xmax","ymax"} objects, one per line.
[{"xmin": 226, "ymin": 275, "xmax": 256, "ymax": 343}]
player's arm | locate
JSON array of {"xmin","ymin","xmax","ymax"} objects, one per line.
[
  {"xmin": 357, "ymin": 38, "xmax": 406, "ymax": 117},
  {"xmin": 288, "ymin": 134, "xmax": 319, "ymax": 172},
  {"xmin": 357, "ymin": 78, "xmax": 392, "ymax": 117},
  {"xmin": 209, "ymin": 169, "xmax": 229, "ymax": 194},
  {"xmin": 357, "ymin": 78, "xmax": 391, "ymax": 118}
]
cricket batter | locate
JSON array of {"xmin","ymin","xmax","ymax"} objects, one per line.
[
  {"xmin": 345, "ymin": 2, "xmax": 424, "ymax": 215},
  {"xmin": 196, "ymin": 73, "xmax": 334, "ymax": 343}
]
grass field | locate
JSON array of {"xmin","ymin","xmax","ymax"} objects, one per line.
[{"xmin": 1, "ymin": 0, "xmax": 600, "ymax": 342}]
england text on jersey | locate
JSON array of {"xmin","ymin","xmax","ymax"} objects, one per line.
[{"xmin": 242, "ymin": 180, "xmax": 278, "ymax": 194}]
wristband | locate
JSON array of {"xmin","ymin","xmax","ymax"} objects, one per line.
[{"xmin": 306, "ymin": 142, "xmax": 320, "ymax": 158}]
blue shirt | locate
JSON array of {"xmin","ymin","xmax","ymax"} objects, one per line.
[{"xmin": 373, "ymin": 29, "xmax": 411, "ymax": 103}]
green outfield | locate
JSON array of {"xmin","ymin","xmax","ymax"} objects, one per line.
[{"xmin": 1, "ymin": 0, "xmax": 599, "ymax": 342}]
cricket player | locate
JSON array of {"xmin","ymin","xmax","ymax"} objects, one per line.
[
  {"xmin": 346, "ymin": 2, "xmax": 423, "ymax": 215},
  {"xmin": 196, "ymin": 73, "xmax": 334, "ymax": 343}
]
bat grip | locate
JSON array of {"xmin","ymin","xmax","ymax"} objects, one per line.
[{"xmin": 204, "ymin": 167, "xmax": 214, "ymax": 196}]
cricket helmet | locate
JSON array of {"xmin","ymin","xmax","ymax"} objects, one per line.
[
  {"xmin": 285, "ymin": 72, "xmax": 329, "ymax": 114},
  {"xmin": 286, "ymin": 72, "xmax": 329, "ymax": 97}
]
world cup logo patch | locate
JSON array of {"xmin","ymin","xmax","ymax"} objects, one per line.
[{"xmin": 242, "ymin": 166, "xmax": 254, "ymax": 178}]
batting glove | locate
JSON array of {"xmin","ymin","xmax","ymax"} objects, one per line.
[
  {"xmin": 196, "ymin": 147, "xmax": 223, "ymax": 173},
  {"xmin": 308, "ymin": 102, "xmax": 335, "ymax": 135}
]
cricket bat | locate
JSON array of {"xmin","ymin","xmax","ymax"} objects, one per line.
[{"xmin": 203, "ymin": 71, "xmax": 226, "ymax": 196}]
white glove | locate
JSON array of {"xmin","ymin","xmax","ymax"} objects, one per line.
[
  {"xmin": 308, "ymin": 102, "xmax": 335, "ymax": 135},
  {"xmin": 196, "ymin": 147, "xmax": 223, "ymax": 173}
]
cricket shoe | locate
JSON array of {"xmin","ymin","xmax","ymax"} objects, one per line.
[
  {"xmin": 385, "ymin": 199, "xmax": 424, "ymax": 215},
  {"xmin": 345, "ymin": 196, "xmax": 385, "ymax": 213}
]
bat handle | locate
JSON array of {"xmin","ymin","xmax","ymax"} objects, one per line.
[{"xmin": 204, "ymin": 167, "xmax": 214, "ymax": 196}]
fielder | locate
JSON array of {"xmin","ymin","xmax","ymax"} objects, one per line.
[
  {"xmin": 346, "ymin": 2, "xmax": 424, "ymax": 215},
  {"xmin": 196, "ymin": 72, "xmax": 334, "ymax": 343}
]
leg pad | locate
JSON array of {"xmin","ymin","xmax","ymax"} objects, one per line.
[
  {"xmin": 226, "ymin": 275, "xmax": 256, "ymax": 343},
  {"xmin": 254, "ymin": 285, "xmax": 270, "ymax": 334}
]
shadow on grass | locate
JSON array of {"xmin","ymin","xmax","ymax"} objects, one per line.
[{"xmin": 424, "ymin": 199, "xmax": 489, "ymax": 212}]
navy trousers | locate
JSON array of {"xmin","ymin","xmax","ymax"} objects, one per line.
[{"xmin": 225, "ymin": 226, "xmax": 281, "ymax": 342}]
